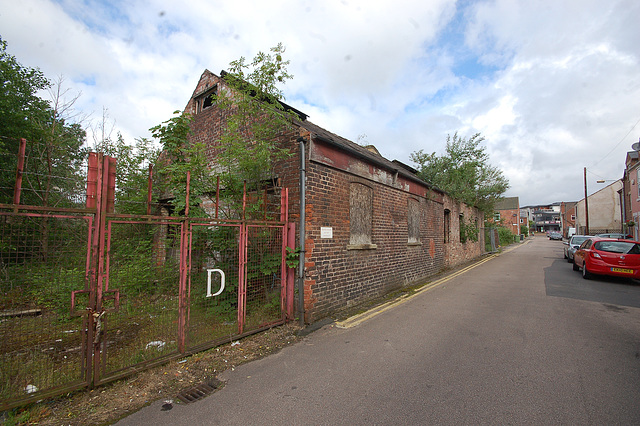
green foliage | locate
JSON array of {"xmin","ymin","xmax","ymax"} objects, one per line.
[
  {"xmin": 520, "ymin": 224, "xmax": 529, "ymax": 236},
  {"xmin": 0, "ymin": 37, "xmax": 51, "ymax": 142},
  {"xmin": 150, "ymin": 111, "xmax": 215, "ymax": 216},
  {"xmin": 497, "ymin": 226, "xmax": 515, "ymax": 246},
  {"xmin": 285, "ymin": 246, "xmax": 300, "ymax": 269},
  {"xmin": 97, "ymin": 133, "xmax": 160, "ymax": 214},
  {"xmin": 410, "ymin": 132, "xmax": 509, "ymax": 215},
  {"xmin": 215, "ymin": 44, "xmax": 297, "ymax": 217},
  {"xmin": 0, "ymin": 38, "xmax": 88, "ymax": 206},
  {"xmin": 460, "ymin": 218, "xmax": 479, "ymax": 243},
  {"xmin": 148, "ymin": 43, "xmax": 297, "ymax": 220}
]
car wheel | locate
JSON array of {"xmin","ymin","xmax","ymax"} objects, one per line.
[
  {"xmin": 573, "ymin": 261, "xmax": 579, "ymax": 271},
  {"xmin": 582, "ymin": 263, "xmax": 591, "ymax": 279}
]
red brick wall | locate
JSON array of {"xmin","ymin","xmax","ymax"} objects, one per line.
[
  {"xmin": 300, "ymin": 160, "xmax": 446, "ymax": 321},
  {"xmin": 185, "ymin": 70, "xmax": 485, "ymax": 323},
  {"xmin": 443, "ymin": 198, "xmax": 485, "ymax": 268}
]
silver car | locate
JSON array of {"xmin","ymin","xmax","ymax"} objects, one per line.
[{"xmin": 563, "ymin": 235, "xmax": 593, "ymax": 262}]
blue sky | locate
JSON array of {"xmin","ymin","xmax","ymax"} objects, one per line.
[{"xmin": 1, "ymin": 0, "xmax": 639, "ymax": 206}]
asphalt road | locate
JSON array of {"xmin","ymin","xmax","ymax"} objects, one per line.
[{"xmin": 118, "ymin": 237, "xmax": 640, "ymax": 425}]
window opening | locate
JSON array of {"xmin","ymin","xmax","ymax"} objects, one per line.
[
  {"xmin": 196, "ymin": 85, "xmax": 218, "ymax": 113},
  {"xmin": 349, "ymin": 182, "xmax": 374, "ymax": 247},
  {"xmin": 444, "ymin": 209, "xmax": 450, "ymax": 243},
  {"xmin": 408, "ymin": 199, "xmax": 420, "ymax": 244}
]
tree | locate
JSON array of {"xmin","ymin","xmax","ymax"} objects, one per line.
[
  {"xmin": 410, "ymin": 132, "xmax": 509, "ymax": 215},
  {"xmin": 215, "ymin": 43, "xmax": 297, "ymax": 216},
  {"xmin": 0, "ymin": 37, "xmax": 50, "ymax": 203},
  {"xmin": 0, "ymin": 38, "xmax": 87, "ymax": 206},
  {"xmin": 0, "ymin": 38, "xmax": 50, "ymax": 141},
  {"xmin": 150, "ymin": 110, "xmax": 214, "ymax": 217},
  {"xmin": 148, "ymin": 43, "xmax": 299, "ymax": 219}
]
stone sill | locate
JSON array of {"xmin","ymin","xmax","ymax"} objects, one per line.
[{"xmin": 346, "ymin": 244, "xmax": 378, "ymax": 250}]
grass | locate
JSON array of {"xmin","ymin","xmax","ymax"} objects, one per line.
[{"xmin": 1, "ymin": 283, "xmax": 285, "ymax": 409}]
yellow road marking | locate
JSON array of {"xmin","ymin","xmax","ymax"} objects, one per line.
[{"xmin": 335, "ymin": 241, "xmax": 529, "ymax": 328}]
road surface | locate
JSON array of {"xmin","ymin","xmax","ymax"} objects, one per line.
[{"xmin": 118, "ymin": 237, "xmax": 640, "ymax": 425}]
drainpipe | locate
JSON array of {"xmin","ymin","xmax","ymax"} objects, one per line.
[{"xmin": 297, "ymin": 136, "xmax": 306, "ymax": 326}]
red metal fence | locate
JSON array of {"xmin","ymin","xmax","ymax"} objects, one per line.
[{"xmin": 0, "ymin": 138, "xmax": 295, "ymax": 410}]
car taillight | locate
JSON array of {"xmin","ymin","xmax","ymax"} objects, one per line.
[{"xmin": 591, "ymin": 252, "xmax": 602, "ymax": 259}]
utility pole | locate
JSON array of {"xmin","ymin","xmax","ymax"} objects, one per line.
[{"xmin": 584, "ymin": 167, "xmax": 590, "ymax": 235}]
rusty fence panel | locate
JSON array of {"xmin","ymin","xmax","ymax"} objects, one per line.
[
  {"xmin": 186, "ymin": 223, "xmax": 242, "ymax": 350},
  {"xmin": 0, "ymin": 137, "xmax": 91, "ymax": 208},
  {"xmin": 95, "ymin": 218, "xmax": 185, "ymax": 385},
  {"xmin": 0, "ymin": 139, "xmax": 294, "ymax": 410},
  {"xmin": 0, "ymin": 212, "xmax": 93, "ymax": 408},
  {"xmin": 243, "ymin": 224, "xmax": 286, "ymax": 332}
]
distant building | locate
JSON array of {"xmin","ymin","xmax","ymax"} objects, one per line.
[
  {"xmin": 574, "ymin": 180, "xmax": 623, "ymax": 235},
  {"xmin": 560, "ymin": 201, "xmax": 577, "ymax": 238},
  {"xmin": 522, "ymin": 204, "xmax": 561, "ymax": 233},
  {"xmin": 490, "ymin": 197, "xmax": 520, "ymax": 235},
  {"xmin": 623, "ymin": 151, "xmax": 639, "ymax": 238}
]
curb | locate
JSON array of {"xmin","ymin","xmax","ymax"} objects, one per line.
[{"xmin": 335, "ymin": 241, "xmax": 529, "ymax": 329}]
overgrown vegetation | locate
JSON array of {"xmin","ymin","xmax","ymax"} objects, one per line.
[
  {"xmin": 215, "ymin": 43, "xmax": 298, "ymax": 218},
  {"xmin": 0, "ymin": 40, "xmax": 296, "ymax": 409},
  {"xmin": 497, "ymin": 226, "xmax": 516, "ymax": 246},
  {"xmin": 410, "ymin": 132, "xmax": 509, "ymax": 215},
  {"xmin": 459, "ymin": 217, "xmax": 480, "ymax": 244},
  {"xmin": 0, "ymin": 38, "xmax": 87, "ymax": 207}
]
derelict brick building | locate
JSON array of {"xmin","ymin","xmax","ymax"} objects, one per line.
[{"xmin": 185, "ymin": 69, "xmax": 484, "ymax": 323}]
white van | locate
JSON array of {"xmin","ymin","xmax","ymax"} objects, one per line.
[{"xmin": 567, "ymin": 227, "xmax": 576, "ymax": 238}]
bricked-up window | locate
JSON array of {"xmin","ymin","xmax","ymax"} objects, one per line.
[
  {"xmin": 196, "ymin": 85, "xmax": 218, "ymax": 113},
  {"xmin": 408, "ymin": 199, "xmax": 420, "ymax": 244},
  {"xmin": 444, "ymin": 209, "xmax": 451, "ymax": 243},
  {"xmin": 459, "ymin": 213, "xmax": 466, "ymax": 243},
  {"xmin": 348, "ymin": 182, "xmax": 375, "ymax": 248}
]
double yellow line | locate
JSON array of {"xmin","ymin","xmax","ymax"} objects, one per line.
[{"xmin": 335, "ymin": 245, "xmax": 521, "ymax": 329}]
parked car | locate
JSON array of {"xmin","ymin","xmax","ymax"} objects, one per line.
[
  {"xmin": 595, "ymin": 233, "xmax": 633, "ymax": 239},
  {"xmin": 549, "ymin": 231, "xmax": 563, "ymax": 240},
  {"xmin": 563, "ymin": 235, "xmax": 593, "ymax": 262},
  {"xmin": 573, "ymin": 237, "xmax": 640, "ymax": 280}
]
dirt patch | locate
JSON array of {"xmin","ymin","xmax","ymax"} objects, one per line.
[{"xmin": 1, "ymin": 323, "xmax": 302, "ymax": 425}]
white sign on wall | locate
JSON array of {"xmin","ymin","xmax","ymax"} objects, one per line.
[{"xmin": 320, "ymin": 227, "xmax": 333, "ymax": 239}]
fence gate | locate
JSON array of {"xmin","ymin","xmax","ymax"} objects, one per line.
[{"xmin": 0, "ymin": 146, "xmax": 294, "ymax": 410}]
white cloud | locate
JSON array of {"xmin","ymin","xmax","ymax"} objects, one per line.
[{"xmin": 1, "ymin": 0, "xmax": 639, "ymax": 207}]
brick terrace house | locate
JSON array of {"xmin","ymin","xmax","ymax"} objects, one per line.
[
  {"xmin": 623, "ymin": 150, "xmax": 639, "ymax": 239},
  {"xmin": 185, "ymin": 70, "xmax": 484, "ymax": 323},
  {"xmin": 490, "ymin": 196, "xmax": 520, "ymax": 236},
  {"xmin": 560, "ymin": 201, "xmax": 577, "ymax": 238}
]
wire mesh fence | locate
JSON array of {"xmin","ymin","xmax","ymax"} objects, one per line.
[
  {"xmin": 0, "ymin": 213, "xmax": 92, "ymax": 404},
  {"xmin": 0, "ymin": 140, "xmax": 294, "ymax": 410},
  {"xmin": 0, "ymin": 137, "xmax": 90, "ymax": 208}
]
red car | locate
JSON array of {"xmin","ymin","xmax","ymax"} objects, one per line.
[{"xmin": 573, "ymin": 237, "xmax": 640, "ymax": 280}]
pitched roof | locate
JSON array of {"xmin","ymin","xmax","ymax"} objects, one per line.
[
  {"xmin": 192, "ymin": 69, "xmax": 440, "ymax": 194},
  {"xmin": 298, "ymin": 120, "xmax": 439, "ymax": 192},
  {"xmin": 494, "ymin": 196, "xmax": 519, "ymax": 211}
]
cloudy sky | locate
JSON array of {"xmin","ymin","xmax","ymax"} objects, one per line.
[{"xmin": 2, "ymin": 0, "xmax": 639, "ymax": 206}]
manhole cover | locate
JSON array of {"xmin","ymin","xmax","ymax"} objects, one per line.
[{"xmin": 176, "ymin": 379, "xmax": 223, "ymax": 404}]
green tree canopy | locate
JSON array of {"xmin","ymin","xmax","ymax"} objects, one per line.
[
  {"xmin": 216, "ymin": 43, "xmax": 297, "ymax": 208},
  {"xmin": 0, "ymin": 38, "xmax": 50, "ymax": 141},
  {"xmin": 0, "ymin": 37, "xmax": 87, "ymax": 206},
  {"xmin": 410, "ymin": 132, "xmax": 509, "ymax": 215},
  {"xmin": 149, "ymin": 44, "xmax": 298, "ymax": 219}
]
